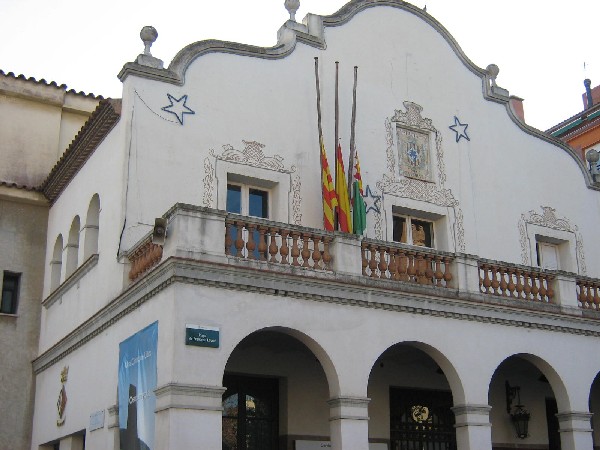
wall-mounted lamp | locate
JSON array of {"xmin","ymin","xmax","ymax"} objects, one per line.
[
  {"xmin": 505, "ymin": 381, "xmax": 530, "ymax": 439},
  {"xmin": 585, "ymin": 149, "xmax": 599, "ymax": 182}
]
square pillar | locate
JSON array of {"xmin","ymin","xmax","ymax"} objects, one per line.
[
  {"xmin": 451, "ymin": 404, "xmax": 492, "ymax": 450},
  {"xmin": 154, "ymin": 383, "xmax": 226, "ymax": 450},
  {"xmin": 557, "ymin": 411, "xmax": 594, "ymax": 450},
  {"xmin": 59, "ymin": 435, "xmax": 84, "ymax": 450},
  {"xmin": 453, "ymin": 254, "xmax": 481, "ymax": 295},
  {"xmin": 328, "ymin": 396, "xmax": 370, "ymax": 450},
  {"xmin": 329, "ymin": 234, "xmax": 363, "ymax": 277}
]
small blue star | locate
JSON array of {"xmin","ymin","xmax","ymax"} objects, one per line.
[
  {"xmin": 364, "ymin": 185, "xmax": 381, "ymax": 215},
  {"xmin": 449, "ymin": 116, "xmax": 470, "ymax": 142},
  {"xmin": 161, "ymin": 94, "xmax": 195, "ymax": 125}
]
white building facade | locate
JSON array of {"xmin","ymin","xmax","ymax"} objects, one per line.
[{"xmin": 30, "ymin": 1, "xmax": 600, "ymax": 450}]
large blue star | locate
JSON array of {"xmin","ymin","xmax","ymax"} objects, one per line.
[
  {"xmin": 364, "ymin": 185, "xmax": 381, "ymax": 215},
  {"xmin": 161, "ymin": 94, "xmax": 195, "ymax": 125},
  {"xmin": 449, "ymin": 116, "xmax": 470, "ymax": 142}
]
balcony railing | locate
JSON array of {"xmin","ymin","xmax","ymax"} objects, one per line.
[
  {"xmin": 478, "ymin": 262, "xmax": 554, "ymax": 303},
  {"xmin": 225, "ymin": 216, "xmax": 333, "ymax": 271},
  {"xmin": 577, "ymin": 277, "xmax": 600, "ymax": 309},
  {"xmin": 360, "ymin": 239, "xmax": 454, "ymax": 288},
  {"xmin": 128, "ymin": 237, "xmax": 163, "ymax": 282}
]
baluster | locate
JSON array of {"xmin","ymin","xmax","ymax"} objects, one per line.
[
  {"xmin": 538, "ymin": 274, "xmax": 547, "ymax": 302},
  {"xmin": 499, "ymin": 267, "xmax": 508, "ymax": 296},
  {"xmin": 280, "ymin": 229, "xmax": 290, "ymax": 265},
  {"xmin": 291, "ymin": 232, "xmax": 300, "ymax": 266},
  {"xmin": 378, "ymin": 248, "xmax": 388, "ymax": 279},
  {"xmin": 593, "ymin": 284, "xmax": 600, "ymax": 310},
  {"xmin": 312, "ymin": 236, "xmax": 322, "ymax": 270},
  {"xmin": 481, "ymin": 264, "xmax": 492, "ymax": 294},
  {"xmin": 407, "ymin": 252, "xmax": 417, "ymax": 283},
  {"xmin": 388, "ymin": 249, "xmax": 398, "ymax": 281},
  {"xmin": 369, "ymin": 244, "xmax": 378, "ymax": 278},
  {"xmin": 546, "ymin": 276, "xmax": 555, "ymax": 303},
  {"xmin": 587, "ymin": 282, "xmax": 595, "ymax": 308},
  {"xmin": 246, "ymin": 223, "xmax": 256, "ymax": 260},
  {"xmin": 443, "ymin": 257, "xmax": 453, "ymax": 288},
  {"xmin": 506, "ymin": 268, "xmax": 516, "ymax": 298},
  {"xmin": 235, "ymin": 221, "xmax": 244, "ymax": 257},
  {"xmin": 398, "ymin": 250, "xmax": 409, "ymax": 282},
  {"xmin": 577, "ymin": 282, "xmax": 585, "ymax": 308},
  {"xmin": 522, "ymin": 271, "xmax": 532, "ymax": 301},
  {"xmin": 424, "ymin": 255, "xmax": 434, "ymax": 285},
  {"xmin": 257, "ymin": 226, "xmax": 268, "ymax": 261},
  {"xmin": 323, "ymin": 236, "xmax": 332, "ymax": 272},
  {"xmin": 530, "ymin": 273, "xmax": 539, "ymax": 301},
  {"xmin": 268, "ymin": 227, "xmax": 279, "ymax": 263},
  {"xmin": 225, "ymin": 221, "xmax": 233, "ymax": 256},
  {"xmin": 490, "ymin": 267, "xmax": 500, "ymax": 295},
  {"xmin": 361, "ymin": 242, "xmax": 369, "ymax": 276},
  {"xmin": 416, "ymin": 253, "xmax": 427, "ymax": 284},
  {"xmin": 434, "ymin": 257, "xmax": 444, "ymax": 287},
  {"xmin": 515, "ymin": 269, "xmax": 524, "ymax": 300},
  {"xmin": 301, "ymin": 234, "xmax": 311, "ymax": 268}
]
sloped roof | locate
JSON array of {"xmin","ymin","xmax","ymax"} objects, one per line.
[
  {"xmin": 40, "ymin": 99, "xmax": 121, "ymax": 203},
  {"xmin": 0, "ymin": 69, "xmax": 104, "ymax": 99}
]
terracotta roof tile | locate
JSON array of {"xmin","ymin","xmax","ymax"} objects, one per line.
[
  {"xmin": 0, "ymin": 69, "xmax": 104, "ymax": 99},
  {"xmin": 41, "ymin": 99, "xmax": 121, "ymax": 203}
]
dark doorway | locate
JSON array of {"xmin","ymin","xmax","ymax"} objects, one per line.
[
  {"xmin": 222, "ymin": 374, "xmax": 279, "ymax": 450},
  {"xmin": 390, "ymin": 387, "xmax": 456, "ymax": 450}
]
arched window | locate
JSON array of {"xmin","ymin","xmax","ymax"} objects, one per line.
[
  {"xmin": 83, "ymin": 194, "xmax": 100, "ymax": 259},
  {"xmin": 50, "ymin": 234, "xmax": 63, "ymax": 291},
  {"xmin": 65, "ymin": 216, "xmax": 80, "ymax": 277}
]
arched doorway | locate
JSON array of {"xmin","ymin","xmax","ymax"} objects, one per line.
[
  {"xmin": 222, "ymin": 330, "xmax": 332, "ymax": 450},
  {"xmin": 489, "ymin": 355, "xmax": 562, "ymax": 449},
  {"xmin": 589, "ymin": 373, "xmax": 600, "ymax": 449},
  {"xmin": 368, "ymin": 343, "xmax": 461, "ymax": 450}
]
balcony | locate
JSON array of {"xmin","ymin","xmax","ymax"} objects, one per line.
[{"xmin": 124, "ymin": 204, "xmax": 596, "ymax": 318}]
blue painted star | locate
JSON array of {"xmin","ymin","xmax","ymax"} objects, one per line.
[
  {"xmin": 364, "ymin": 185, "xmax": 381, "ymax": 215},
  {"xmin": 161, "ymin": 94, "xmax": 195, "ymax": 125},
  {"xmin": 449, "ymin": 116, "xmax": 470, "ymax": 142}
]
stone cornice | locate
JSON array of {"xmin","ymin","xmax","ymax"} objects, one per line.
[
  {"xmin": 42, "ymin": 254, "xmax": 99, "ymax": 308},
  {"xmin": 40, "ymin": 99, "xmax": 122, "ymax": 203},
  {"xmin": 32, "ymin": 256, "xmax": 600, "ymax": 374}
]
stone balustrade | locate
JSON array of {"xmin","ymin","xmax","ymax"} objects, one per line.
[
  {"xmin": 360, "ymin": 239, "xmax": 454, "ymax": 288},
  {"xmin": 478, "ymin": 262, "xmax": 554, "ymax": 303},
  {"xmin": 577, "ymin": 277, "xmax": 600, "ymax": 309},
  {"xmin": 225, "ymin": 216, "xmax": 333, "ymax": 271}
]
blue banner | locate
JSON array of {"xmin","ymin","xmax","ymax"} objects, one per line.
[{"xmin": 118, "ymin": 321, "xmax": 158, "ymax": 450}]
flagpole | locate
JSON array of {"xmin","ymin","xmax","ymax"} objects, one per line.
[
  {"xmin": 348, "ymin": 65, "xmax": 358, "ymax": 200},
  {"xmin": 334, "ymin": 61, "xmax": 340, "ymax": 230},
  {"xmin": 314, "ymin": 57, "xmax": 326, "ymax": 224}
]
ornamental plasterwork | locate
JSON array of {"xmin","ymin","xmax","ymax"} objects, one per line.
[
  {"xmin": 390, "ymin": 101, "xmax": 446, "ymax": 185},
  {"xmin": 377, "ymin": 175, "xmax": 466, "ymax": 251},
  {"xmin": 518, "ymin": 206, "xmax": 587, "ymax": 274},
  {"xmin": 210, "ymin": 140, "xmax": 296, "ymax": 174},
  {"xmin": 202, "ymin": 157, "xmax": 215, "ymax": 208},
  {"xmin": 292, "ymin": 175, "xmax": 302, "ymax": 225}
]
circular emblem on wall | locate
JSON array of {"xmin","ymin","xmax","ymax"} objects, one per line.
[{"xmin": 411, "ymin": 405, "xmax": 430, "ymax": 423}]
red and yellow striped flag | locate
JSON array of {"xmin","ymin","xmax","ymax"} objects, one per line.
[
  {"xmin": 321, "ymin": 139, "xmax": 337, "ymax": 231},
  {"xmin": 335, "ymin": 142, "xmax": 352, "ymax": 233}
]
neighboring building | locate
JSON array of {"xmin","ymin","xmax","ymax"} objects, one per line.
[
  {"xmin": 0, "ymin": 70, "xmax": 100, "ymax": 450},
  {"xmin": 547, "ymin": 79, "xmax": 600, "ymax": 163},
  {"xmin": 23, "ymin": 1, "xmax": 600, "ymax": 450}
]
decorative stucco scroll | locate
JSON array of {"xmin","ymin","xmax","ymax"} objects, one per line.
[
  {"xmin": 518, "ymin": 206, "xmax": 586, "ymax": 274},
  {"xmin": 202, "ymin": 157, "xmax": 215, "ymax": 208},
  {"xmin": 210, "ymin": 140, "xmax": 296, "ymax": 174},
  {"xmin": 292, "ymin": 175, "xmax": 302, "ymax": 225},
  {"xmin": 390, "ymin": 101, "xmax": 446, "ymax": 185},
  {"xmin": 377, "ymin": 175, "xmax": 466, "ymax": 252}
]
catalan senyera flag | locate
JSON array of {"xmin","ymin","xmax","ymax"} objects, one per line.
[
  {"xmin": 320, "ymin": 139, "xmax": 337, "ymax": 231},
  {"xmin": 352, "ymin": 150, "xmax": 367, "ymax": 235},
  {"xmin": 335, "ymin": 142, "xmax": 352, "ymax": 233}
]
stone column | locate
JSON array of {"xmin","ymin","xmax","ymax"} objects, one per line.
[
  {"xmin": 154, "ymin": 383, "xmax": 226, "ymax": 450},
  {"xmin": 58, "ymin": 435, "xmax": 84, "ymax": 450},
  {"xmin": 451, "ymin": 404, "xmax": 492, "ymax": 450},
  {"xmin": 328, "ymin": 396, "xmax": 370, "ymax": 450},
  {"xmin": 557, "ymin": 411, "xmax": 594, "ymax": 450}
]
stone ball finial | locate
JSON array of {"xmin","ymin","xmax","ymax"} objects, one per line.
[
  {"xmin": 284, "ymin": 0, "xmax": 300, "ymax": 21},
  {"xmin": 140, "ymin": 26, "xmax": 158, "ymax": 56},
  {"xmin": 486, "ymin": 64, "xmax": 499, "ymax": 87}
]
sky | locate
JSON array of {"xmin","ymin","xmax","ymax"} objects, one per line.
[{"xmin": 1, "ymin": 0, "xmax": 598, "ymax": 131}]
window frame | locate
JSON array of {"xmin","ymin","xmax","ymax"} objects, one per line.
[
  {"xmin": 226, "ymin": 182, "xmax": 270, "ymax": 220},
  {"xmin": 1, "ymin": 271, "xmax": 21, "ymax": 315}
]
